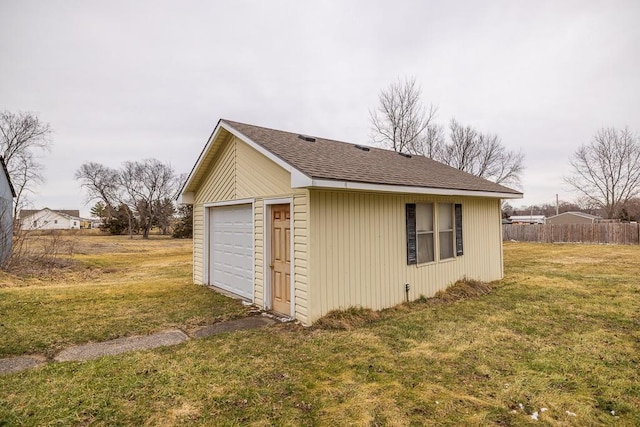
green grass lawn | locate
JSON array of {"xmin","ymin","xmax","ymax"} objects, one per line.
[{"xmin": 1, "ymin": 240, "xmax": 639, "ymax": 425}]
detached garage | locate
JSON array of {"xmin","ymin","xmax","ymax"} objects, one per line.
[{"xmin": 179, "ymin": 119, "xmax": 522, "ymax": 326}]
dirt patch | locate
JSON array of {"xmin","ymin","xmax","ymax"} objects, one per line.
[{"xmin": 192, "ymin": 316, "xmax": 276, "ymax": 338}]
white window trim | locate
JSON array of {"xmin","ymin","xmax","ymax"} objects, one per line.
[
  {"xmin": 263, "ymin": 198, "xmax": 295, "ymax": 319},
  {"xmin": 438, "ymin": 203, "xmax": 455, "ymax": 261},
  {"xmin": 416, "ymin": 203, "xmax": 435, "ymax": 265},
  {"xmin": 415, "ymin": 201, "xmax": 458, "ymax": 266}
]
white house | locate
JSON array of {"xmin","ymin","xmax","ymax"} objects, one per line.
[{"xmin": 19, "ymin": 208, "xmax": 82, "ymax": 230}]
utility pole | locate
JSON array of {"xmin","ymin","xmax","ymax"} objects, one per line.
[{"xmin": 556, "ymin": 194, "xmax": 559, "ymax": 216}]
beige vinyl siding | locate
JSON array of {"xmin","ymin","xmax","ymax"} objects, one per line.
[
  {"xmin": 191, "ymin": 134, "xmax": 309, "ymax": 322},
  {"xmin": 192, "ymin": 134, "xmax": 236, "ymax": 284},
  {"xmin": 254, "ymin": 200, "xmax": 264, "ymax": 304},
  {"xmin": 307, "ymin": 189, "xmax": 502, "ymax": 323},
  {"xmin": 194, "ymin": 135, "xmax": 236, "ymax": 205},
  {"xmin": 293, "ymin": 193, "xmax": 309, "ymax": 324},
  {"xmin": 236, "ymin": 139, "xmax": 291, "ymax": 198},
  {"xmin": 193, "ymin": 203, "xmax": 204, "ymax": 283},
  {"xmin": 193, "ymin": 135, "xmax": 292, "ymax": 285}
]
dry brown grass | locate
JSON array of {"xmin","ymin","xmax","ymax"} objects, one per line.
[
  {"xmin": 314, "ymin": 278, "xmax": 494, "ymax": 330},
  {"xmin": 313, "ymin": 307, "xmax": 382, "ymax": 330},
  {"xmin": 430, "ymin": 277, "xmax": 493, "ymax": 303},
  {"xmin": 0, "ymin": 234, "xmax": 248, "ymax": 357}
]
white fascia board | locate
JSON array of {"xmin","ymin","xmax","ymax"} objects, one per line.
[
  {"xmin": 301, "ymin": 178, "xmax": 523, "ymax": 199},
  {"xmin": 221, "ymin": 122, "xmax": 307, "ymax": 175},
  {"xmin": 180, "ymin": 121, "xmax": 314, "ymax": 199},
  {"xmin": 291, "ymin": 169, "xmax": 313, "ymax": 187},
  {"xmin": 180, "ymin": 121, "xmax": 314, "ymax": 198},
  {"xmin": 178, "ymin": 192, "xmax": 194, "ymax": 205}
]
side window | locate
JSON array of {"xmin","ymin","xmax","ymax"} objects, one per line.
[
  {"xmin": 416, "ymin": 203, "xmax": 434, "ymax": 263},
  {"xmin": 407, "ymin": 202, "xmax": 464, "ymax": 265},
  {"xmin": 438, "ymin": 204, "xmax": 454, "ymax": 260}
]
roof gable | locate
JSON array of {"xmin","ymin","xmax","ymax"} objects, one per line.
[{"xmin": 180, "ymin": 119, "xmax": 523, "ymax": 201}]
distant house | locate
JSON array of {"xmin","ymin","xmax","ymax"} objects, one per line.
[
  {"xmin": 179, "ymin": 119, "xmax": 522, "ymax": 325},
  {"xmin": 19, "ymin": 208, "xmax": 82, "ymax": 230},
  {"xmin": 546, "ymin": 211, "xmax": 601, "ymax": 225},
  {"xmin": 0, "ymin": 157, "xmax": 16, "ymax": 265},
  {"xmin": 509, "ymin": 215, "xmax": 545, "ymax": 224}
]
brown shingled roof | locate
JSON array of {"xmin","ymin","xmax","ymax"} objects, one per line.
[{"xmin": 221, "ymin": 120, "xmax": 521, "ymax": 196}]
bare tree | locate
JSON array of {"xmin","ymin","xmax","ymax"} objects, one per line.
[
  {"xmin": 119, "ymin": 159, "xmax": 180, "ymax": 239},
  {"xmin": 76, "ymin": 159, "xmax": 179, "ymax": 238},
  {"xmin": 75, "ymin": 162, "xmax": 129, "ymax": 234},
  {"xmin": 423, "ymin": 123, "xmax": 445, "ymax": 159},
  {"xmin": 370, "ymin": 76, "xmax": 438, "ymax": 155},
  {"xmin": 75, "ymin": 162, "xmax": 121, "ymax": 208},
  {"xmin": 564, "ymin": 127, "xmax": 640, "ymax": 219},
  {"xmin": 0, "ymin": 111, "xmax": 52, "ymax": 217},
  {"xmin": 370, "ymin": 79, "xmax": 524, "ymax": 186},
  {"xmin": 437, "ymin": 118, "xmax": 524, "ymax": 186}
]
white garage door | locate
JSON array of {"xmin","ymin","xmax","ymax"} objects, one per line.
[{"xmin": 208, "ymin": 204, "xmax": 253, "ymax": 300}]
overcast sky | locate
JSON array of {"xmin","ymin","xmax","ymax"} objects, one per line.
[{"xmin": 1, "ymin": 0, "xmax": 639, "ymax": 216}]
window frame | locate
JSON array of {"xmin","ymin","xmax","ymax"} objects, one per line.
[
  {"xmin": 416, "ymin": 203, "xmax": 435, "ymax": 264},
  {"xmin": 437, "ymin": 203, "xmax": 455, "ymax": 261},
  {"xmin": 406, "ymin": 202, "xmax": 463, "ymax": 266}
]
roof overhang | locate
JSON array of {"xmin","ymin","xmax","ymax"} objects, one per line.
[{"xmin": 296, "ymin": 178, "xmax": 523, "ymax": 199}]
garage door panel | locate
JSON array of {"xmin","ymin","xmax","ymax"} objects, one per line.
[{"xmin": 209, "ymin": 204, "xmax": 253, "ymax": 300}]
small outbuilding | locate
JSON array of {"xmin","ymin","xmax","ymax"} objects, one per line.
[
  {"xmin": 180, "ymin": 119, "xmax": 522, "ymax": 325},
  {"xmin": 545, "ymin": 211, "xmax": 601, "ymax": 225}
]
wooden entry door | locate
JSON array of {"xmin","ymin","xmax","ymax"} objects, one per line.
[{"xmin": 271, "ymin": 204, "xmax": 291, "ymax": 315}]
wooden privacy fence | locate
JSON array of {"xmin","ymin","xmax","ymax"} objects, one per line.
[{"xmin": 502, "ymin": 223, "xmax": 640, "ymax": 245}]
